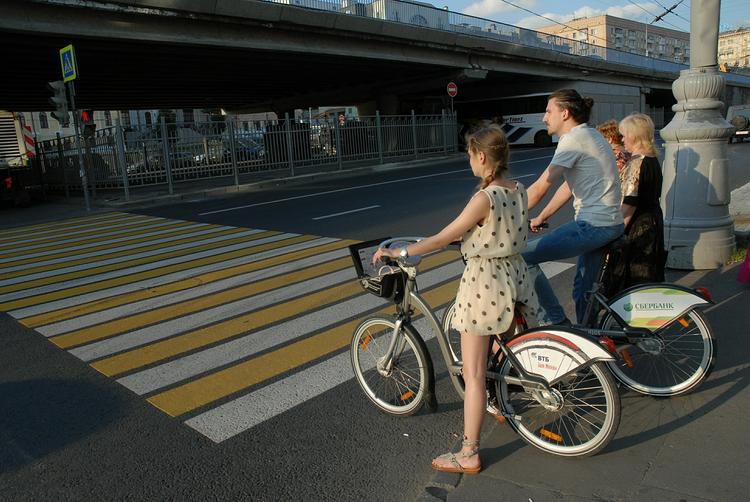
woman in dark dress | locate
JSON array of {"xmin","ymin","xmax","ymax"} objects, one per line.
[{"xmin": 608, "ymin": 113, "xmax": 667, "ymax": 293}]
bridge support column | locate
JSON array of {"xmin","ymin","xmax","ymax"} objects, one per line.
[{"xmin": 660, "ymin": 0, "xmax": 735, "ymax": 269}]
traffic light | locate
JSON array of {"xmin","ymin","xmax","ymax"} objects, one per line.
[
  {"xmin": 47, "ymin": 80, "xmax": 70, "ymax": 127},
  {"xmin": 81, "ymin": 109, "xmax": 96, "ymax": 137}
]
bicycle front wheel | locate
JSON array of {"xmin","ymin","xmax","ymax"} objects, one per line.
[
  {"xmin": 350, "ymin": 316, "xmax": 431, "ymax": 416},
  {"xmin": 602, "ymin": 308, "xmax": 716, "ymax": 396},
  {"xmin": 497, "ymin": 348, "xmax": 620, "ymax": 457}
]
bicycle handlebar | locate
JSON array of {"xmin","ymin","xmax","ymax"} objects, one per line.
[{"xmin": 377, "ymin": 237, "xmax": 425, "ymax": 269}]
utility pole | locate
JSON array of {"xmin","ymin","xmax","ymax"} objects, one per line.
[{"xmin": 660, "ymin": 0, "xmax": 735, "ymax": 269}]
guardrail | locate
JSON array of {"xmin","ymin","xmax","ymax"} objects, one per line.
[{"xmin": 35, "ymin": 111, "xmax": 458, "ymax": 200}]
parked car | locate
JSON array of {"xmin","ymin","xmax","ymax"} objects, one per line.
[
  {"xmin": 191, "ymin": 137, "xmax": 265, "ymax": 164},
  {"xmin": 127, "ymin": 151, "xmax": 194, "ymax": 175}
]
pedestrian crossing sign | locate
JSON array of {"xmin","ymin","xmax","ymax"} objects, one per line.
[{"xmin": 60, "ymin": 44, "xmax": 77, "ymax": 82}]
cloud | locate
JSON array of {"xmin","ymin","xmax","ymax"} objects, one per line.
[
  {"xmin": 509, "ymin": 3, "xmax": 687, "ymax": 31},
  {"xmin": 462, "ymin": 0, "xmax": 537, "ymax": 19}
]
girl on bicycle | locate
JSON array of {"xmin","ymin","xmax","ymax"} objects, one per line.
[{"xmin": 373, "ymin": 124, "xmax": 539, "ymax": 475}]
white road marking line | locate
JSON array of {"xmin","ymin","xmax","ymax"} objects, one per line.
[
  {"xmin": 11, "ymin": 237, "xmax": 338, "ymax": 318},
  {"xmin": 0, "ymin": 229, "xmax": 265, "ymax": 286},
  {"xmin": 705, "ymin": 291, "xmax": 743, "ymax": 313},
  {"xmin": 0, "ymin": 233, "xmax": 298, "ymax": 303},
  {"xmin": 312, "ymin": 205, "xmax": 380, "ymax": 221},
  {"xmin": 198, "ymin": 155, "xmax": 552, "ymax": 216},
  {"xmin": 70, "ymin": 267, "xmax": 358, "ymax": 361},
  {"xmin": 38, "ymin": 248, "xmax": 350, "ymax": 336},
  {"xmin": 3, "ymin": 219, "xmax": 179, "ymax": 253},
  {"xmin": 0, "ymin": 222, "xmax": 211, "ymax": 265},
  {"xmin": 185, "ymin": 348, "xmax": 361, "ymax": 443},
  {"xmin": 116, "ymin": 261, "xmax": 465, "ymax": 395},
  {"xmin": 0, "ymin": 213, "xmax": 153, "ymax": 244},
  {"xmin": 0, "ymin": 224, "xmax": 224, "ymax": 272},
  {"xmin": 120, "ymin": 261, "xmax": 572, "ymax": 401}
]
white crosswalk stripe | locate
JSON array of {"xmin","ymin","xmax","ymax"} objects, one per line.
[{"xmin": 0, "ymin": 211, "xmax": 574, "ymax": 443}]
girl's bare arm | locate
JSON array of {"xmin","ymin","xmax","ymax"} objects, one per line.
[{"xmin": 373, "ymin": 193, "xmax": 489, "ymax": 263}]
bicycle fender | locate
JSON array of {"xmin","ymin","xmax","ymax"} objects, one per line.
[
  {"xmin": 507, "ymin": 329, "xmax": 615, "ymax": 383},
  {"xmin": 607, "ymin": 283, "xmax": 710, "ymax": 330}
]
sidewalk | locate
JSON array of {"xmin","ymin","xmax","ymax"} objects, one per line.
[{"xmin": 418, "ymin": 259, "xmax": 749, "ymax": 502}]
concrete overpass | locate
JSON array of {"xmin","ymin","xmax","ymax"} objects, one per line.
[{"xmin": 1, "ymin": 0, "xmax": 748, "ymax": 116}]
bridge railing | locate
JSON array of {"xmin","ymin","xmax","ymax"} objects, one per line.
[
  {"xmin": 35, "ymin": 111, "xmax": 458, "ymax": 200},
  {"xmin": 265, "ymin": 0, "xmax": 689, "ymax": 74}
]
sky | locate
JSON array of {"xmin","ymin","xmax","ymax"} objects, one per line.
[{"xmin": 438, "ymin": 0, "xmax": 749, "ymax": 33}]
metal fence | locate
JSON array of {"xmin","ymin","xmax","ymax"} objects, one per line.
[{"xmin": 36, "ymin": 111, "xmax": 458, "ymax": 200}]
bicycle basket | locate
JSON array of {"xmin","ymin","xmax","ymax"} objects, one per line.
[{"xmin": 348, "ymin": 238, "xmax": 406, "ymax": 301}]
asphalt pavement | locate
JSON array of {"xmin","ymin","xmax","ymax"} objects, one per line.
[{"xmin": 1, "ymin": 145, "xmax": 749, "ymax": 502}]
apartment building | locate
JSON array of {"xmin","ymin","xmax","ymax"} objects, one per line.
[
  {"xmin": 719, "ymin": 27, "xmax": 750, "ymax": 69},
  {"xmin": 537, "ymin": 15, "xmax": 690, "ymax": 64}
]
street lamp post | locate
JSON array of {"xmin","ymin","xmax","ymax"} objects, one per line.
[{"xmin": 660, "ymin": 0, "xmax": 735, "ymax": 269}]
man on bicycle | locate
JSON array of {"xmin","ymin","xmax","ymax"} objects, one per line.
[{"xmin": 524, "ymin": 89, "xmax": 624, "ymax": 325}]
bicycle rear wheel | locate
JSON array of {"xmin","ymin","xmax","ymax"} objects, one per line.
[
  {"xmin": 497, "ymin": 343, "xmax": 620, "ymax": 457},
  {"xmin": 350, "ymin": 316, "xmax": 431, "ymax": 416},
  {"xmin": 602, "ymin": 308, "xmax": 716, "ymax": 396},
  {"xmin": 442, "ymin": 300, "xmax": 529, "ymax": 401}
]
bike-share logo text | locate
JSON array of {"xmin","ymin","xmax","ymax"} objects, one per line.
[
  {"xmin": 530, "ymin": 352, "xmax": 557, "ymax": 371},
  {"xmin": 632, "ymin": 302, "xmax": 674, "ymax": 311}
]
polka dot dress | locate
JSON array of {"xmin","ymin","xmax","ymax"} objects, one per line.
[{"xmin": 452, "ymin": 183, "xmax": 540, "ymax": 336}]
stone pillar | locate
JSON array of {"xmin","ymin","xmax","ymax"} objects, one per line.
[{"xmin": 660, "ymin": 0, "xmax": 735, "ymax": 269}]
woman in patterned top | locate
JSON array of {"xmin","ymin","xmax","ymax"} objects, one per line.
[
  {"xmin": 597, "ymin": 119, "xmax": 631, "ymax": 172},
  {"xmin": 608, "ymin": 113, "xmax": 667, "ymax": 292},
  {"xmin": 373, "ymin": 125, "xmax": 538, "ymax": 475}
]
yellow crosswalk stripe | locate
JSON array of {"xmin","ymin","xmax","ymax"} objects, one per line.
[
  {"xmin": 0, "ymin": 230, "xmax": 280, "ymax": 295},
  {"xmin": 0, "ymin": 220, "xmax": 205, "ymax": 269},
  {"xmin": 89, "ymin": 251, "xmax": 459, "ymax": 377},
  {"xmin": 21, "ymin": 238, "xmax": 356, "ymax": 327},
  {"xmin": 51, "ymin": 255, "xmax": 354, "ymax": 349},
  {"xmin": 0, "ymin": 214, "xmax": 162, "ymax": 252},
  {"xmin": 0, "ymin": 234, "xmax": 318, "ymax": 312},
  {"xmin": 147, "ymin": 278, "xmax": 459, "ymax": 417},
  {"xmin": 0, "ymin": 227, "xmax": 245, "ymax": 280},
  {"xmin": 0, "ymin": 212, "xmax": 134, "ymax": 242},
  {"xmin": 0, "ymin": 217, "xmax": 190, "ymax": 259}
]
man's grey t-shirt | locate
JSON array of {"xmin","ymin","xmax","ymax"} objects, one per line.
[{"xmin": 551, "ymin": 123, "xmax": 623, "ymax": 227}]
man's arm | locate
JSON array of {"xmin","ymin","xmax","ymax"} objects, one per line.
[
  {"xmin": 530, "ymin": 181, "xmax": 573, "ymax": 231},
  {"xmin": 527, "ymin": 164, "xmax": 566, "ymax": 210}
]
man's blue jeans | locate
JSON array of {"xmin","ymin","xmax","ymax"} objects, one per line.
[{"xmin": 522, "ymin": 220, "xmax": 624, "ymax": 324}]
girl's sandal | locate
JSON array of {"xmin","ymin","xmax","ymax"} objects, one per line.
[{"xmin": 431, "ymin": 440, "xmax": 481, "ymax": 475}]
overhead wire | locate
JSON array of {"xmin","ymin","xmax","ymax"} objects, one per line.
[
  {"xmin": 651, "ymin": 0, "xmax": 689, "ymax": 23},
  {"xmin": 495, "ymin": 0, "xmax": 613, "ymax": 45},
  {"xmin": 622, "ymin": 0, "xmax": 684, "ymax": 30}
]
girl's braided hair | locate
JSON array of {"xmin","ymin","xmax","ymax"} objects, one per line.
[{"xmin": 465, "ymin": 124, "xmax": 509, "ymax": 189}]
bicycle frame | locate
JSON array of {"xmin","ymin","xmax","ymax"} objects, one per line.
[{"xmin": 380, "ymin": 263, "xmax": 609, "ymax": 400}]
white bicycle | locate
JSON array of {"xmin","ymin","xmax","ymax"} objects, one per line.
[{"xmin": 348, "ymin": 237, "xmax": 621, "ymax": 457}]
